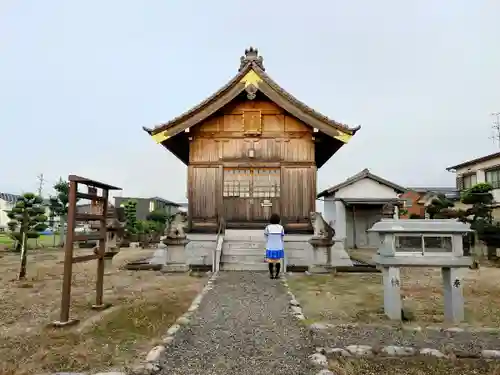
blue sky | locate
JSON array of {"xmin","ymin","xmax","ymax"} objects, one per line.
[{"xmin": 1, "ymin": 0, "xmax": 499, "ymax": 202}]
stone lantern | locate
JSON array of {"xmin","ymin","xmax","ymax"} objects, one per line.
[{"xmin": 368, "ymin": 219, "xmax": 473, "ymax": 323}]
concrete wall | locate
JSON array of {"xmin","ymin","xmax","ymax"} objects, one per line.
[{"xmin": 334, "ymin": 178, "xmax": 401, "ymax": 199}]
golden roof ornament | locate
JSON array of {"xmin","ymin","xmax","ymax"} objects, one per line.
[{"xmin": 239, "ymin": 47, "xmax": 265, "ymax": 72}]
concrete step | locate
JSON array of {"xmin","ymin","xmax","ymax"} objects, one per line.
[
  {"xmin": 221, "ymin": 262, "xmax": 269, "ymax": 271},
  {"xmin": 221, "ymin": 254, "xmax": 266, "ymax": 263},
  {"xmin": 222, "ymin": 250, "xmax": 264, "ymax": 256},
  {"xmin": 223, "ymin": 241, "xmax": 264, "ymax": 250},
  {"xmin": 224, "ymin": 229, "xmax": 266, "ymax": 242}
]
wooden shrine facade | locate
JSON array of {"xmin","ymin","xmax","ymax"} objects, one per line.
[{"xmin": 143, "ymin": 47, "xmax": 360, "ymax": 233}]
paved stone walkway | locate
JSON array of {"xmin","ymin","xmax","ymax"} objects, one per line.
[{"xmin": 158, "ymin": 272, "xmax": 317, "ymax": 375}]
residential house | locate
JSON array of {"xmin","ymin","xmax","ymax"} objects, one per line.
[
  {"xmin": 318, "ymin": 169, "xmax": 406, "ymax": 249},
  {"xmin": 0, "ymin": 193, "xmax": 21, "ymax": 231},
  {"xmin": 399, "ymin": 187, "xmax": 460, "ymax": 218},
  {"xmin": 114, "ymin": 196, "xmax": 181, "ymax": 220},
  {"xmin": 447, "ymin": 151, "xmax": 500, "ymax": 219}
]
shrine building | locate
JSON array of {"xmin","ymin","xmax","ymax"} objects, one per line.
[{"xmin": 143, "ymin": 47, "xmax": 360, "ymax": 233}]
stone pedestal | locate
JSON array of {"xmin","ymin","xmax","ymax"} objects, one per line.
[
  {"xmin": 162, "ymin": 237, "xmax": 190, "ymax": 272},
  {"xmin": 382, "ymin": 266, "xmax": 402, "ymax": 320},
  {"xmin": 331, "ymin": 239, "xmax": 353, "ymax": 267},
  {"xmin": 307, "ymin": 237, "xmax": 354, "ymax": 273},
  {"xmin": 103, "ymin": 251, "xmax": 119, "ymax": 270},
  {"xmin": 308, "ymin": 238, "xmax": 332, "ymax": 273}
]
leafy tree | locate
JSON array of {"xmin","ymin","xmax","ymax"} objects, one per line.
[
  {"xmin": 425, "ymin": 194, "xmax": 456, "ymax": 219},
  {"xmin": 146, "ymin": 208, "xmax": 169, "ymax": 234},
  {"xmin": 123, "ymin": 200, "xmax": 138, "ymax": 237},
  {"xmin": 46, "ymin": 199, "xmax": 59, "ymax": 247},
  {"xmin": 136, "ymin": 219, "xmax": 163, "ymax": 248},
  {"xmin": 460, "ymin": 183, "xmax": 494, "ymax": 227},
  {"xmin": 48, "ymin": 178, "xmax": 78, "ymax": 247},
  {"xmin": 457, "ymin": 182, "xmax": 500, "ymax": 260},
  {"xmin": 6, "ymin": 193, "xmax": 48, "ymax": 279},
  {"xmin": 146, "ymin": 209, "xmax": 169, "ymax": 225}
]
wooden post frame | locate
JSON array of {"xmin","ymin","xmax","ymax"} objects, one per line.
[{"xmin": 52, "ymin": 175, "xmax": 121, "ymax": 328}]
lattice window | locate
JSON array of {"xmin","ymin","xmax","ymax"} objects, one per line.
[
  {"xmin": 223, "ymin": 168, "xmax": 280, "ymax": 198},
  {"xmin": 252, "ymin": 168, "xmax": 280, "ymax": 198},
  {"xmin": 223, "ymin": 169, "xmax": 252, "ymax": 197}
]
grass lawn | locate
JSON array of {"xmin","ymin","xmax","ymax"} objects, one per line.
[
  {"xmin": 329, "ymin": 357, "xmax": 500, "ymax": 375},
  {"xmin": 0, "ymin": 247, "xmax": 206, "ymax": 375},
  {"xmin": 287, "ymin": 264, "xmax": 500, "ymax": 327},
  {"xmin": 0, "ymin": 233, "xmax": 58, "ymax": 249}
]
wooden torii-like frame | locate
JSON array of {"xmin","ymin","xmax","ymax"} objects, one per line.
[{"xmin": 52, "ymin": 175, "xmax": 121, "ymax": 327}]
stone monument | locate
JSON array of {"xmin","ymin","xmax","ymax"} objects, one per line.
[
  {"xmin": 368, "ymin": 219, "xmax": 473, "ymax": 323},
  {"xmin": 161, "ymin": 211, "xmax": 191, "ymax": 272},
  {"xmin": 90, "ymin": 201, "xmax": 126, "ymax": 269},
  {"xmin": 308, "ymin": 212, "xmax": 353, "ymax": 273}
]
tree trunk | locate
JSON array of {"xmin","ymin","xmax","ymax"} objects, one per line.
[
  {"xmin": 59, "ymin": 215, "xmax": 67, "ymax": 247},
  {"xmin": 18, "ymin": 228, "xmax": 28, "ymax": 280}
]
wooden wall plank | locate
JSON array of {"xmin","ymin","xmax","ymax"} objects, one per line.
[
  {"xmin": 188, "ymin": 166, "xmax": 221, "ymax": 220},
  {"xmin": 188, "ymin": 97, "xmax": 317, "ymax": 227}
]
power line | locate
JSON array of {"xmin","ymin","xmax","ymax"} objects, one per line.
[{"xmin": 490, "ymin": 112, "xmax": 500, "ymax": 148}]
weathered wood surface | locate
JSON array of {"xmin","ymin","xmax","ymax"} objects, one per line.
[{"xmin": 188, "ymin": 98, "xmax": 315, "ymax": 231}]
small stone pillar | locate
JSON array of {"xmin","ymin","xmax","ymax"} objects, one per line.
[
  {"xmin": 381, "ymin": 266, "xmax": 402, "ymax": 319},
  {"xmin": 162, "ymin": 237, "xmax": 191, "ymax": 272},
  {"xmin": 442, "ymin": 267, "xmax": 465, "ymax": 322}
]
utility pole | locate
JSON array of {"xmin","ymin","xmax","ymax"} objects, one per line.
[
  {"xmin": 490, "ymin": 112, "xmax": 500, "ymax": 148},
  {"xmin": 37, "ymin": 173, "xmax": 46, "ymax": 197}
]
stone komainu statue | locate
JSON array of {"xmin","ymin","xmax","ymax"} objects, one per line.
[
  {"xmin": 165, "ymin": 211, "xmax": 188, "ymax": 239},
  {"xmin": 310, "ymin": 212, "xmax": 335, "ymax": 241}
]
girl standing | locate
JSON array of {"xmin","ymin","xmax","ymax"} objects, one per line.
[{"xmin": 264, "ymin": 213, "xmax": 285, "ymax": 279}]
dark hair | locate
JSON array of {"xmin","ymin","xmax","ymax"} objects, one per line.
[{"xmin": 269, "ymin": 213, "xmax": 281, "ymax": 225}]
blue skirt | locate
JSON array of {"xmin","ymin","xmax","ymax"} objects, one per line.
[{"xmin": 265, "ymin": 249, "xmax": 284, "ymax": 261}]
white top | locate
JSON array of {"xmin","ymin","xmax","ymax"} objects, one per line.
[{"xmin": 264, "ymin": 224, "xmax": 284, "ymax": 251}]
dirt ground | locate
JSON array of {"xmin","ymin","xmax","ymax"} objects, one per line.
[
  {"xmin": 287, "ymin": 260, "xmax": 500, "ymax": 327},
  {"xmin": 328, "ymin": 357, "xmax": 500, "ymax": 375},
  {"xmin": 0, "ymin": 247, "xmax": 206, "ymax": 375}
]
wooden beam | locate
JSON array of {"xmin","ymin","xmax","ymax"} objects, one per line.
[
  {"xmin": 76, "ymin": 192, "xmax": 106, "ymax": 201},
  {"xmin": 72, "ymin": 254, "xmax": 100, "ymax": 263},
  {"xmin": 74, "ymin": 232, "xmax": 105, "ymax": 242},
  {"xmin": 75, "ymin": 213, "xmax": 105, "ymax": 222},
  {"xmin": 69, "ymin": 175, "xmax": 122, "ymax": 191}
]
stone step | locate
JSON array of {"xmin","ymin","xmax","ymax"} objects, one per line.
[
  {"xmin": 220, "ymin": 262, "xmax": 269, "ymax": 271},
  {"xmin": 224, "ymin": 229, "xmax": 266, "ymax": 242},
  {"xmin": 223, "ymin": 241, "xmax": 264, "ymax": 250},
  {"xmin": 223, "ymin": 247, "xmax": 308, "ymax": 256},
  {"xmin": 221, "ymin": 254, "xmax": 266, "ymax": 263},
  {"xmin": 222, "ymin": 249, "xmax": 266, "ymax": 256}
]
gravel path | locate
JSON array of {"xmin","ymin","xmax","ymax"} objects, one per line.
[
  {"xmin": 158, "ymin": 272, "xmax": 317, "ymax": 375},
  {"xmin": 310, "ymin": 325, "xmax": 500, "ymax": 354}
]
